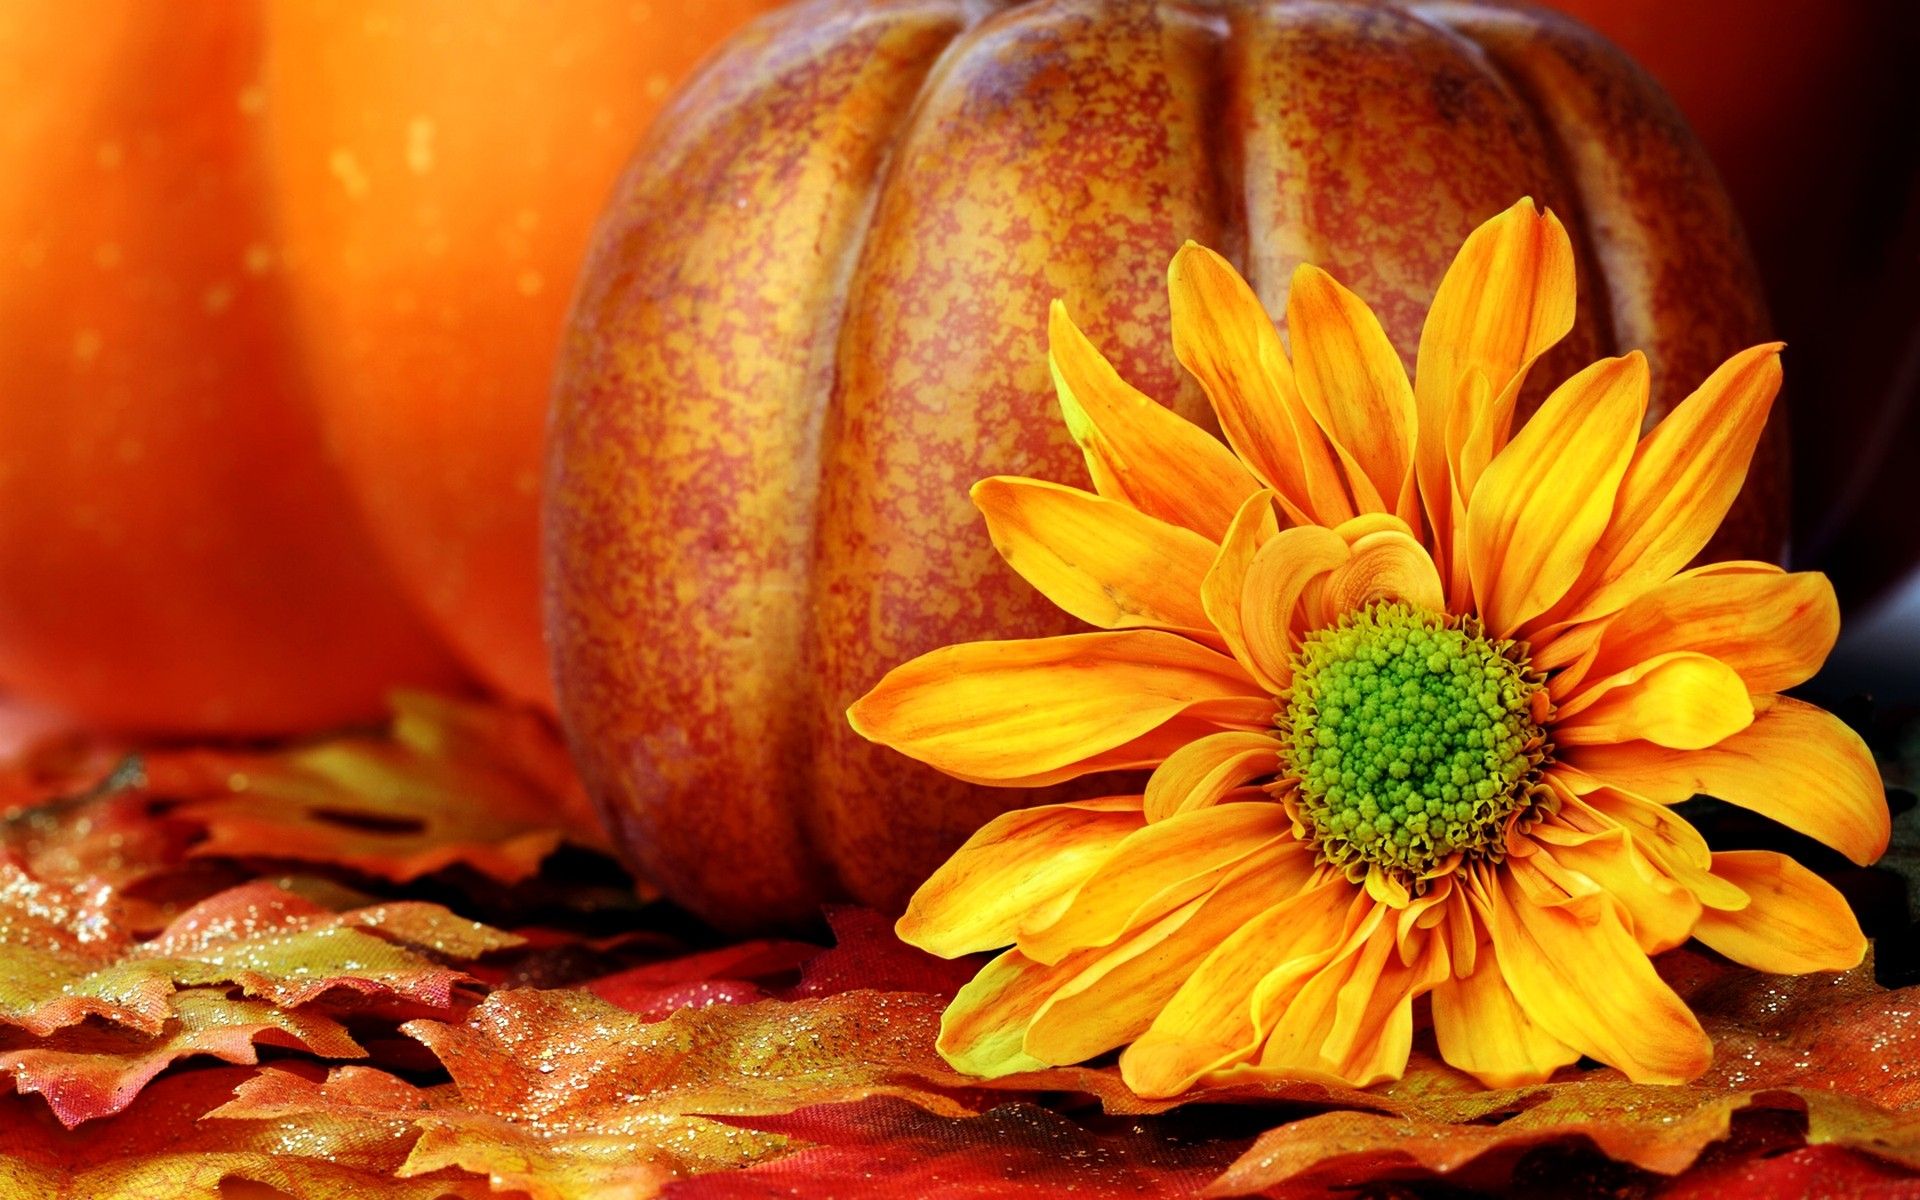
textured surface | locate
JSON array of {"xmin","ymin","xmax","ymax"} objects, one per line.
[{"xmin": 546, "ymin": 0, "xmax": 1785, "ymax": 928}]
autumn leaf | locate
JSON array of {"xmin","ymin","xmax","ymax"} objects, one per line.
[
  {"xmin": 0, "ymin": 989, "xmax": 363, "ymax": 1127},
  {"xmin": 0, "ymin": 1065, "xmax": 493, "ymax": 1200},
  {"xmin": 674, "ymin": 1097, "xmax": 1248, "ymax": 1199},
  {"xmin": 0, "ymin": 866, "xmax": 519, "ymax": 1036},
  {"xmin": 152, "ymin": 691, "xmax": 609, "ymax": 885}
]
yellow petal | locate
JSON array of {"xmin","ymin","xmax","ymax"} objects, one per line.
[
  {"xmin": 1240, "ymin": 525, "xmax": 1351, "ymax": 690},
  {"xmin": 1143, "ymin": 730, "xmax": 1282, "ymax": 824},
  {"xmin": 1120, "ymin": 875, "xmax": 1353, "ymax": 1097},
  {"xmin": 1019, "ymin": 802, "xmax": 1297, "ymax": 964},
  {"xmin": 1577, "ymin": 562, "xmax": 1837, "ymax": 696},
  {"xmin": 1465, "ymin": 354, "xmax": 1648, "ymax": 634},
  {"xmin": 1531, "ymin": 826, "xmax": 1701, "ymax": 953},
  {"xmin": 937, "ymin": 947, "xmax": 1081, "ymax": 1077},
  {"xmin": 971, "ymin": 476, "xmax": 1220, "ymax": 639},
  {"xmin": 1023, "ymin": 843, "xmax": 1307, "ymax": 1064},
  {"xmin": 1552, "ymin": 651, "xmax": 1753, "ymax": 751},
  {"xmin": 1200, "ymin": 489, "xmax": 1286, "ymax": 692},
  {"xmin": 1691, "ymin": 850, "xmax": 1867, "ymax": 973},
  {"xmin": 1414, "ymin": 200, "xmax": 1577, "ymax": 565},
  {"xmin": 1559, "ymin": 783, "xmax": 1748, "ymax": 912},
  {"xmin": 1546, "ymin": 344, "xmax": 1784, "ymax": 626},
  {"xmin": 1316, "ymin": 528, "xmax": 1445, "ymax": 622},
  {"xmin": 1254, "ymin": 904, "xmax": 1449, "ymax": 1086},
  {"xmin": 1168, "ymin": 243, "xmax": 1351, "ymax": 526},
  {"xmin": 1485, "ymin": 865, "xmax": 1712, "ymax": 1084},
  {"xmin": 1049, "ymin": 301, "xmax": 1260, "ymax": 541},
  {"xmin": 1286, "ymin": 263, "xmax": 1418, "ymax": 524},
  {"xmin": 1563, "ymin": 696, "xmax": 1889, "ymax": 865},
  {"xmin": 1432, "ymin": 934, "xmax": 1580, "ymax": 1088},
  {"xmin": 897, "ymin": 796, "xmax": 1143, "ymax": 958},
  {"xmin": 847, "ymin": 631, "xmax": 1262, "ymax": 786}
]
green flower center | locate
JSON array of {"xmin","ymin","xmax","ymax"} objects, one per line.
[{"xmin": 1281, "ymin": 601, "xmax": 1548, "ymax": 882}]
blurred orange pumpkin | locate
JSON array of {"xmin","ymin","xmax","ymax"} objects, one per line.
[
  {"xmin": 545, "ymin": 0, "xmax": 1788, "ymax": 930},
  {"xmin": 0, "ymin": 1, "xmax": 773, "ymax": 732}
]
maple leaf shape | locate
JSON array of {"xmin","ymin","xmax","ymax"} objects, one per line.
[
  {"xmin": 0, "ymin": 1064, "xmax": 496, "ymax": 1199},
  {"xmin": 152, "ymin": 692, "xmax": 610, "ymax": 885},
  {"xmin": 0, "ymin": 989, "xmax": 364, "ymax": 1127},
  {"xmin": 0, "ymin": 867, "xmax": 519, "ymax": 1036}
]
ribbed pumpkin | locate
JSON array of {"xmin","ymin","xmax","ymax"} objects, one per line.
[{"xmin": 546, "ymin": 0, "xmax": 1786, "ymax": 930}]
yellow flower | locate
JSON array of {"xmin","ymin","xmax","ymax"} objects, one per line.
[{"xmin": 847, "ymin": 200, "xmax": 1891, "ymax": 1097}]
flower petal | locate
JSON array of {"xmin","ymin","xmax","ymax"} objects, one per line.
[
  {"xmin": 1023, "ymin": 843, "xmax": 1309, "ymax": 1064},
  {"xmin": 1432, "ymin": 932, "xmax": 1580, "ymax": 1088},
  {"xmin": 1143, "ymin": 731, "xmax": 1283, "ymax": 824},
  {"xmin": 1530, "ymin": 826, "xmax": 1701, "ymax": 953},
  {"xmin": 1690, "ymin": 850, "xmax": 1867, "ymax": 973},
  {"xmin": 1049, "ymin": 300, "xmax": 1260, "ymax": 540},
  {"xmin": 1019, "ymin": 801, "xmax": 1297, "ymax": 964},
  {"xmin": 1317, "ymin": 528, "xmax": 1445, "ymax": 622},
  {"xmin": 1485, "ymin": 863, "xmax": 1712, "ymax": 1084},
  {"xmin": 1240, "ymin": 525, "xmax": 1352, "ymax": 690},
  {"xmin": 1465, "ymin": 354, "xmax": 1648, "ymax": 634},
  {"xmin": 1168, "ymin": 243, "xmax": 1350, "ymax": 526},
  {"xmin": 1120, "ymin": 875, "xmax": 1352, "ymax": 1097},
  {"xmin": 897, "ymin": 796, "xmax": 1144, "ymax": 958},
  {"xmin": 1286, "ymin": 264, "xmax": 1419, "ymax": 524},
  {"xmin": 971, "ymin": 476, "xmax": 1220, "ymax": 639},
  {"xmin": 1201, "ymin": 489, "xmax": 1285, "ymax": 692},
  {"xmin": 1545, "ymin": 344, "xmax": 1784, "ymax": 626},
  {"xmin": 848, "ymin": 631, "xmax": 1263, "ymax": 786},
  {"xmin": 937, "ymin": 947, "xmax": 1079, "ymax": 1077},
  {"xmin": 1574, "ymin": 562, "xmax": 1837, "ymax": 696},
  {"xmin": 1414, "ymin": 200, "xmax": 1577, "ymax": 567},
  {"xmin": 1552, "ymin": 651, "xmax": 1753, "ymax": 751},
  {"xmin": 1563, "ymin": 696, "xmax": 1889, "ymax": 865}
]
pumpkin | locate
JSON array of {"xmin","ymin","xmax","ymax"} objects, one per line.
[
  {"xmin": 545, "ymin": 0, "xmax": 1786, "ymax": 930},
  {"xmin": 0, "ymin": 2, "xmax": 464, "ymax": 733},
  {"xmin": 0, "ymin": 1, "xmax": 772, "ymax": 731},
  {"xmin": 263, "ymin": 0, "xmax": 781, "ymax": 708}
]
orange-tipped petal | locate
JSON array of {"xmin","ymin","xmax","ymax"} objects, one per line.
[
  {"xmin": 1564, "ymin": 696, "xmax": 1889, "ymax": 865},
  {"xmin": 1049, "ymin": 301, "xmax": 1260, "ymax": 540},
  {"xmin": 1120, "ymin": 876, "xmax": 1353, "ymax": 1097},
  {"xmin": 1286, "ymin": 263, "xmax": 1418, "ymax": 523},
  {"xmin": 1485, "ymin": 864, "xmax": 1712, "ymax": 1084},
  {"xmin": 1546, "ymin": 344, "xmax": 1784, "ymax": 627},
  {"xmin": 897, "ymin": 796, "xmax": 1144, "ymax": 958},
  {"xmin": 1239, "ymin": 525, "xmax": 1351, "ymax": 690},
  {"xmin": 1552, "ymin": 651, "xmax": 1753, "ymax": 751},
  {"xmin": 1200, "ymin": 489, "xmax": 1284, "ymax": 692},
  {"xmin": 848, "ymin": 631, "xmax": 1263, "ymax": 786},
  {"xmin": 1414, "ymin": 200, "xmax": 1577, "ymax": 561},
  {"xmin": 1576, "ymin": 562, "xmax": 1837, "ymax": 696},
  {"xmin": 971, "ymin": 476, "xmax": 1219, "ymax": 639},
  {"xmin": 1465, "ymin": 354, "xmax": 1648, "ymax": 634},
  {"xmin": 1690, "ymin": 850, "xmax": 1867, "ymax": 973},
  {"xmin": 1143, "ymin": 730, "xmax": 1282, "ymax": 824},
  {"xmin": 937, "ymin": 947, "xmax": 1081, "ymax": 1077},
  {"xmin": 1168, "ymin": 243, "xmax": 1351, "ymax": 526},
  {"xmin": 1019, "ymin": 802, "xmax": 1297, "ymax": 964},
  {"xmin": 1530, "ymin": 826, "xmax": 1700, "ymax": 953},
  {"xmin": 1432, "ymin": 934, "xmax": 1581, "ymax": 1088},
  {"xmin": 1317, "ymin": 528, "xmax": 1445, "ymax": 622}
]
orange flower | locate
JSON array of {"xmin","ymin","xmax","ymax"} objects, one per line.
[{"xmin": 847, "ymin": 200, "xmax": 1889, "ymax": 1097}]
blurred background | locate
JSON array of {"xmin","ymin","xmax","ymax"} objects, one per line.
[{"xmin": 0, "ymin": 0, "xmax": 1913, "ymax": 747}]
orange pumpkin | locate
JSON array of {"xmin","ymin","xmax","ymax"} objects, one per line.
[
  {"xmin": 0, "ymin": 1, "xmax": 773, "ymax": 731},
  {"xmin": 545, "ymin": 0, "xmax": 1787, "ymax": 930},
  {"xmin": 0, "ymin": 3, "xmax": 464, "ymax": 733},
  {"xmin": 264, "ymin": 0, "xmax": 781, "ymax": 708}
]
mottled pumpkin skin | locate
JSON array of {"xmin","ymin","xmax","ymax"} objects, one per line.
[{"xmin": 547, "ymin": 0, "xmax": 1785, "ymax": 930}]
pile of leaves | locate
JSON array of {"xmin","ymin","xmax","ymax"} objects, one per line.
[{"xmin": 0, "ymin": 692, "xmax": 1915, "ymax": 1198}]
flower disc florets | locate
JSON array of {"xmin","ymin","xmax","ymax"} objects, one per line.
[{"xmin": 1281, "ymin": 601, "xmax": 1547, "ymax": 882}]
